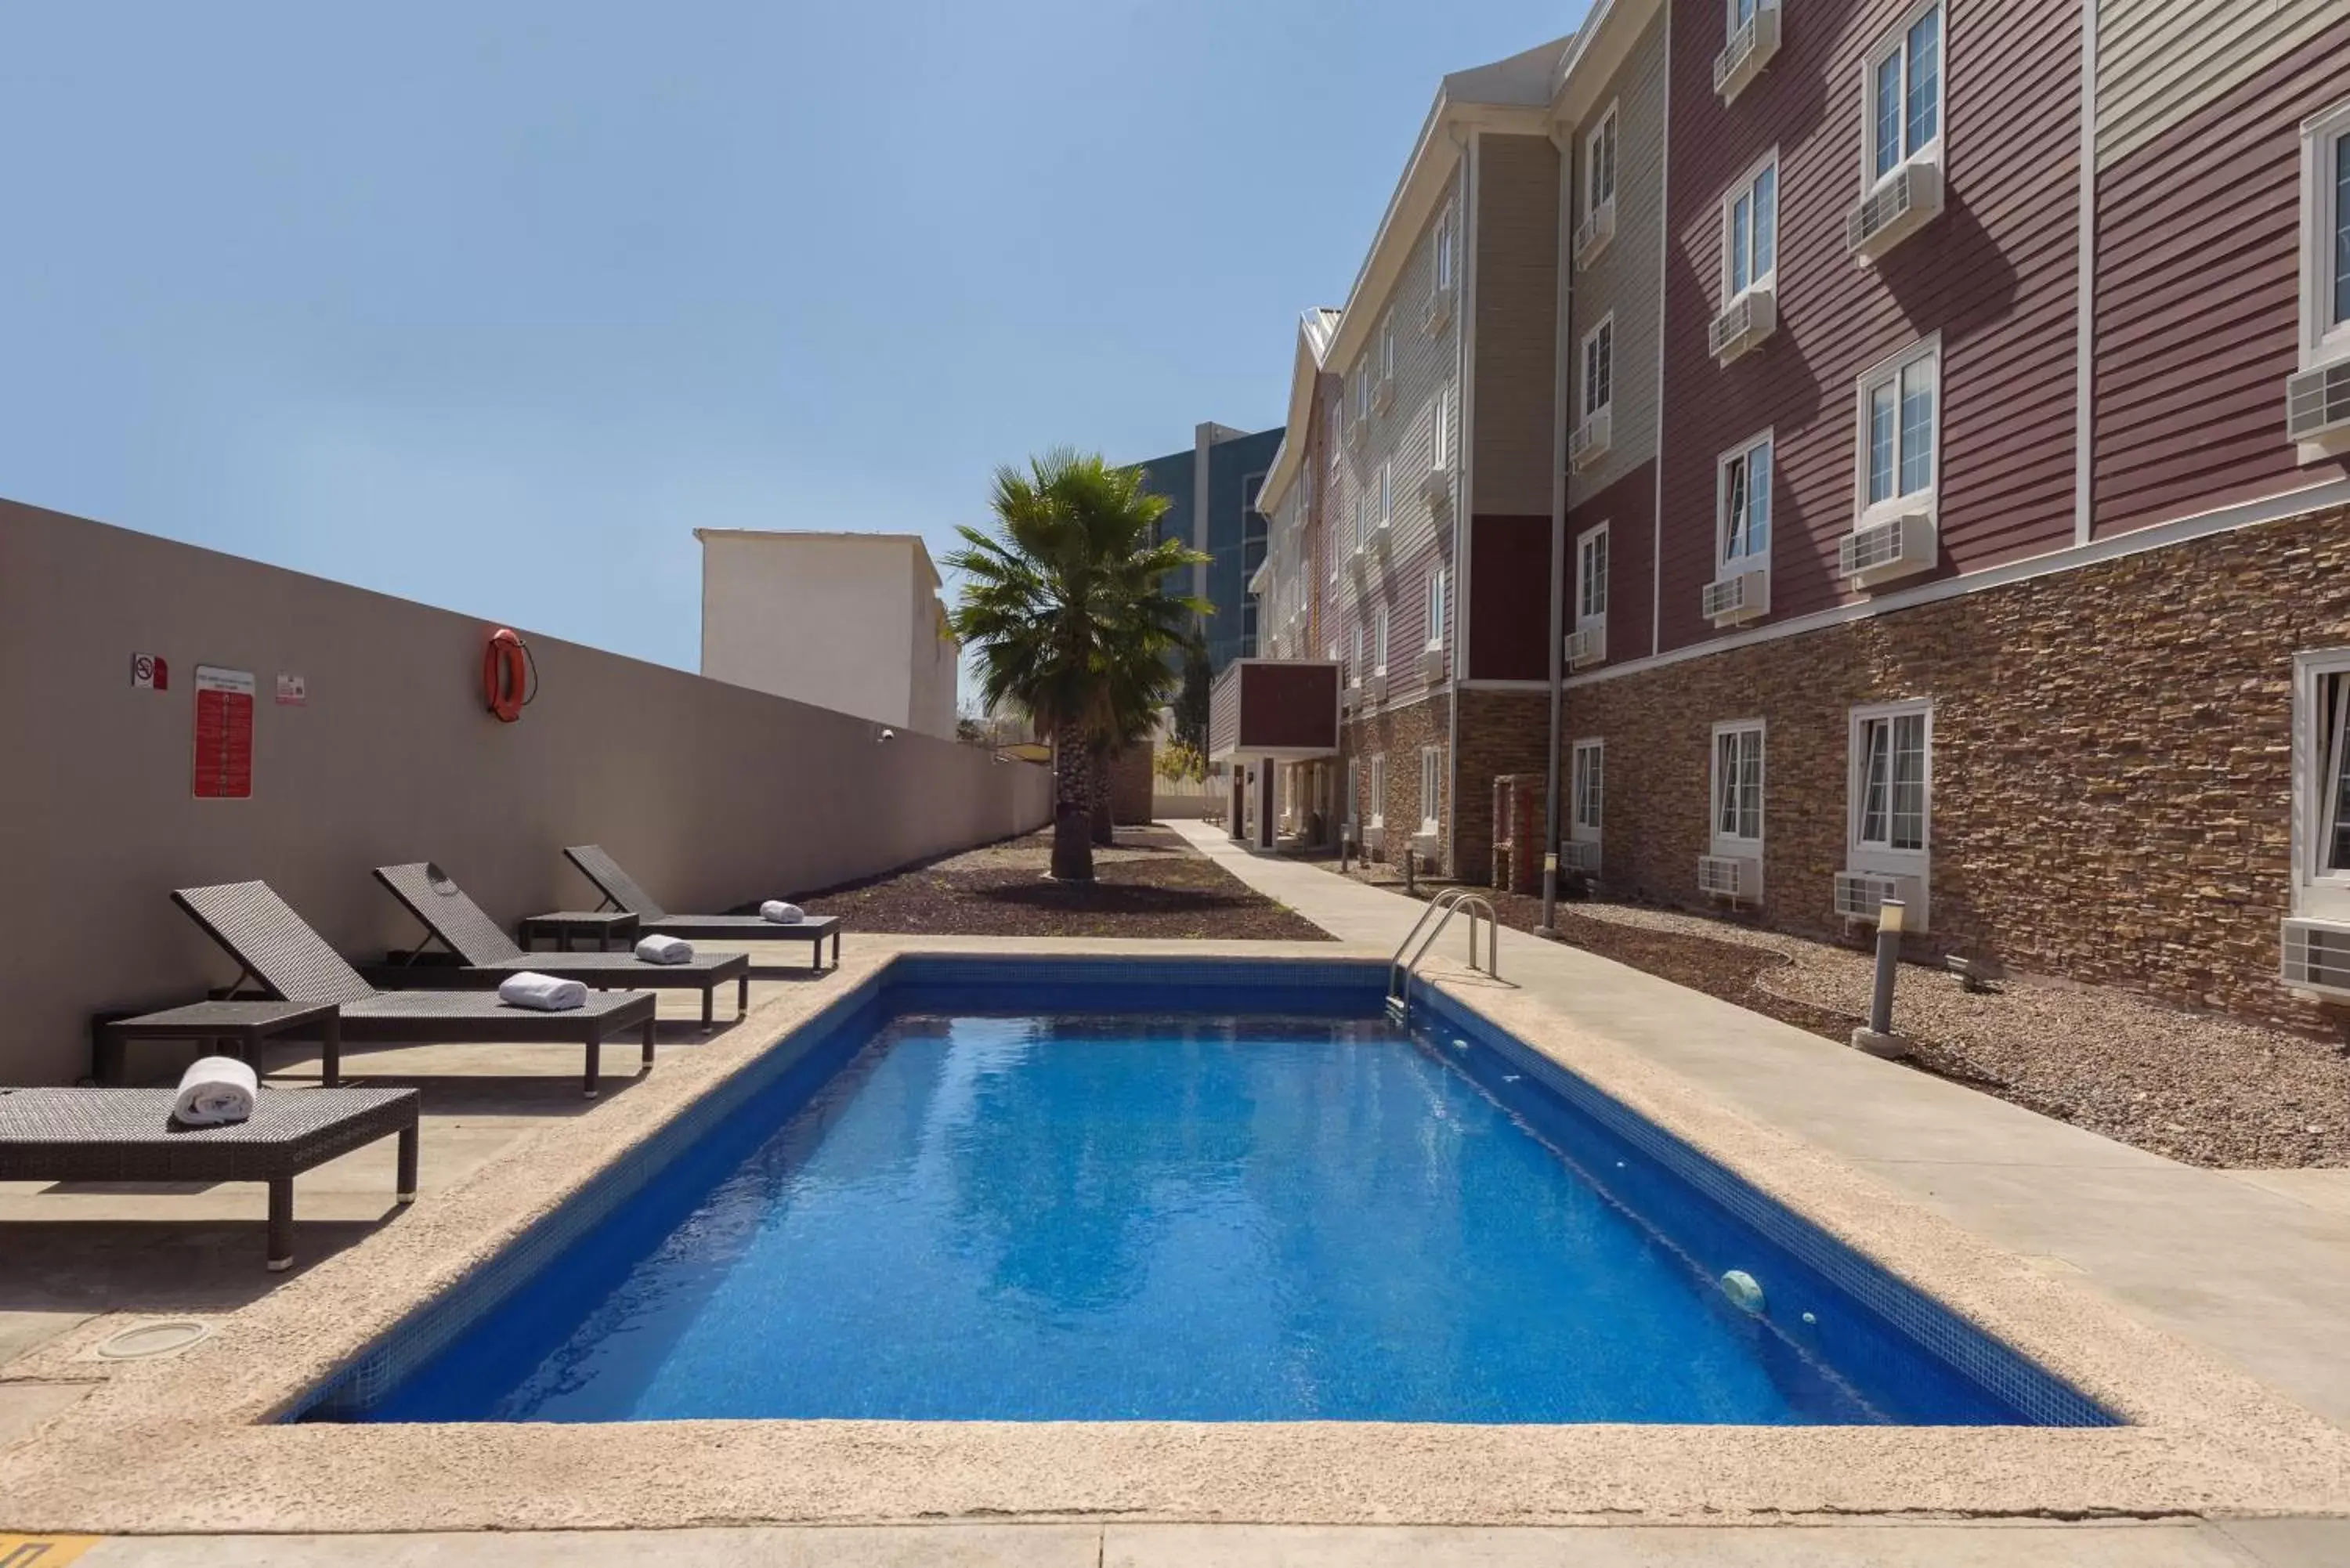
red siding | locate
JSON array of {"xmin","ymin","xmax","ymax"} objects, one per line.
[
  {"xmin": 2093, "ymin": 20, "xmax": 2350, "ymax": 537},
  {"xmin": 1565, "ymin": 460, "xmax": 1658, "ymax": 670},
  {"xmin": 1655, "ymin": 0, "xmax": 2084, "ymax": 654},
  {"xmin": 1467, "ymin": 514, "xmax": 1553, "ymax": 681},
  {"xmin": 1238, "ymin": 662, "xmax": 1340, "ymax": 750}
]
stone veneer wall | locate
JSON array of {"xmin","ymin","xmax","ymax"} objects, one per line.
[
  {"xmin": 1560, "ymin": 502, "xmax": 2350, "ymax": 1034},
  {"xmin": 1343, "ymin": 693, "xmax": 1450, "ymax": 868},
  {"xmin": 1455, "ymin": 688, "xmax": 1553, "ymax": 886}
]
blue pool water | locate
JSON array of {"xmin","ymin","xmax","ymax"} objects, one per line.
[{"xmin": 331, "ymin": 966, "xmax": 2113, "ymax": 1426}]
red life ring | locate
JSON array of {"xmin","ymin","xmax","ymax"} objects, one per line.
[{"xmin": 483, "ymin": 627, "xmax": 535, "ymax": 723}]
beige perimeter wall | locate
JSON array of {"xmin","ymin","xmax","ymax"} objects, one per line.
[{"xmin": 0, "ymin": 500, "xmax": 1052, "ymax": 1084}]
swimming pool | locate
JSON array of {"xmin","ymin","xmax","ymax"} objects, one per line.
[{"xmin": 302, "ymin": 957, "xmax": 2113, "ymax": 1428}]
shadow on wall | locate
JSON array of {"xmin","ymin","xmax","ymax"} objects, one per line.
[{"xmin": 0, "ymin": 500, "xmax": 1053, "ymax": 1084}]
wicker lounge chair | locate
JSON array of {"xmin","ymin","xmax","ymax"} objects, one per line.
[
  {"xmin": 372, "ymin": 862, "xmax": 750, "ymax": 1028},
  {"xmin": 0, "ymin": 1085, "xmax": 418, "ymax": 1270},
  {"xmin": 560, "ymin": 845, "xmax": 842, "ymax": 970},
  {"xmin": 173, "ymin": 881, "xmax": 657, "ymax": 1097}
]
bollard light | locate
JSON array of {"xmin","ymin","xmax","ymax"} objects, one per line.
[{"xmin": 1853, "ymin": 898, "xmax": 1910, "ymax": 1060}]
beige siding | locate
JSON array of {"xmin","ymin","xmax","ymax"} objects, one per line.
[
  {"xmin": 2099, "ymin": 0, "xmax": 2342, "ymax": 168},
  {"xmin": 1334, "ymin": 168, "xmax": 1465, "ymax": 710},
  {"xmin": 1471, "ymin": 132, "xmax": 1562, "ymax": 518},
  {"xmin": 1567, "ymin": 10, "xmax": 1668, "ymax": 508}
]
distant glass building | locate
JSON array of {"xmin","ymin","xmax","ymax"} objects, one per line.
[{"xmin": 1131, "ymin": 421, "xmax": 1285, "ymax": 674}]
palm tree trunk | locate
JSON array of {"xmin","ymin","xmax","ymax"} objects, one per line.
[
  {"xmin": 1090, "ymin": 749, "xmax": 1115, "ymax": 846},
  {"xmin": 1050, "ymin": 720, "xmax": 1095, "ymax": 881}
]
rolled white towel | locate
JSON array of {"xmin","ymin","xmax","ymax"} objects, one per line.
[
  {"xmin": 497, "ymin": 971, "xmax": 588, "ymax": 1011},
  {"xmin": 174, "ymin": 1055, "xmax": 258, "ymax": 1127},
  {"xmin": 760, "ymin": 900, "xmax": 804, "ymax": 924},
  {"xmin": 634, "ymin": 934, "xmax": 694, "ymax": 965}
]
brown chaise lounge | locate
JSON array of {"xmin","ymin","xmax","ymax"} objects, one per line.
[
  {"xmin": 561, "ymin": 845, "xmax": 842, "ymax": 971},
  {"xmin": 173, "ymin": 881, "xmax": 658, "ymax": 1097},
  {"xmin": 373, "ymin": 862, "xmax": 751, "ymax": 1029},
  {"xmin": 0, "ymin": 1085, "xmax": 418, "ymax": 1270}
]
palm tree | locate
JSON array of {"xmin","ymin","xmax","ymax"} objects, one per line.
[{"xmin": 947, "ymin": 449, "xmax": 1207, "ymax": 882}]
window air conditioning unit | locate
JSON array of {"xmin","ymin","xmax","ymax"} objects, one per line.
[
  {"xmin": 1835, "ymin": 870, "xmax": 1927, "ymax": 932},
  {"xmin": 1565, "ymin": 622, "xmax": 1606, "ymax": 670},
  {"xmin": 1569, "ymin": 406, "xmax": 1613, "ymax": 471},
  {"xmin": 1712, "ymin": 3, "xmax": 1782, "ymax": 103},
  {"xmin": 2281, "ymin": 917, "xmax": 2350, "ymax": 999},
  {"xmin": 1698, "ymin": 853, "xmax": 1760, "ymax": 904},
  {"xmin": 1419, "ymin": 465, "xmax": 1452, "ymax": 510},
  {"xmin": 1418, "ymin": 643, "xmax": 1446, "ymax": 681},
  {"xmin": 1701, "ymin": 567, "xmax": 1770, "ymax": 627},
  {"xmin": 1423, "ymin": 287, "xmax": 1455, "ymax": 335},
  {"xmin": 1367, "ymin": 519, "xmax": 1392, "ymax": 560},
  {"xmin": 1343, "ymin": 677, "xmax": 1361, "ymax": 711},
  {"xmin": 1847, "ymin": 155, "xmax": 1945, "ymax": 262},
  {"xmin": 1573, "ymin": 197, "xmax": 1616, "ymax": 268},
  {"xmin": 1372, "ymin": 372, "xmax": 1397, "ymax": 414},
  {"xmin": 1838, "ymin": 511, "xmax": 1938, "ymax": 588},
  {"xmin": 1708, "ymin": 284, "xmax": 1777, "ymax": 365},
  {"xmin": 1562, "ymin": 840, "xmax": 1603, "ymax": 876},
  {"xmin": 1364, "ymin": 670, "xmax": 1388, "ymax": 704},
  {"xmin": 2286, "ymin": 362, "xmax": 2350, "ymax": 455}
]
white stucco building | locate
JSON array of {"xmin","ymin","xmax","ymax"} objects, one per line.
[{"xmin": 695, "ymin": 529, "xmax": 959, "ymax": 741}]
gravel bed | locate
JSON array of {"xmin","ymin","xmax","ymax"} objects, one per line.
[
  {"xmin": 1326, "ymin": 861, "xmax": 2349, "ymax": 1169},
  {"xmin": 806, "ymin": 826, "xmax": 1331, "ymax": 942}
]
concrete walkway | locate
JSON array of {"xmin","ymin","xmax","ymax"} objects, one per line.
[
  {"xmin": 1172, "ymin": 821, "xmax": 2350, "ymax": 1432},
  {"xmin": 0, "ymin": 1519, "xmax": 2338, "ymax": 1566}
]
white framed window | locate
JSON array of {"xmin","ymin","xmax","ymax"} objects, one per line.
[
  {"xmin": 1727, "ymin": 0, "xmax": 1763, "ymax": 28},
  {"xmin": 1856, "ymin": 337, "xmax": 1940, "ymax": 517},
  {"xmin": 1419, "ymin": 746, "xmax": 1444, "ymax": 835},
  {"xmin": 2294, "ymin": 650, "xmax": 2350, "ymax": 919},
  {"xmin": 1434, "ymin": 204, "xmax": 1457, "ymax": 293},
  {"xmin": 1571, "ymin": 739, "xmax": 1604, "ymax": 840},
  {"xmin": 1369, "ymin": 753, "xmax": 1386, "ymax": 829},
  {"xmin": 1433, "ymin": 385, "xmax": 1452, "ymax": 468},
  {"xmin": 1380, "ymin": 313, "xmax": 1397, "ymax": 379},
  {"xmin": 1865, "ymin": 1, "xmax": 1943, "ymax": 186},
  {"xmin": 1711, "ymin": 721, "xmax": 1766, "ymax": 846},
  {"xmin": 1425, "ymin": 566, "xmax": 1448, "ymax": 649},
  {"xmin": 1722, "ymin": 152, "xmax": 1779, "ymax": 300},
  {"xmin": 1585, "ymin": 102, "xmax": 1619, "ymax": 219},
  {"xmin": 1353, "ymin": 623, "xmax": 1367, "ymax": 680},
  {"xmin": 2300, "ymin": 99, "xmax": 2350, "ymax": 369},
  {"xmin": 1329, "ymin": 400, "xmax": 1344, "ymax": 475},
  {"xmin": 1379, "ymin": 460, "xmax": 1393, "ymax": 529},
  {"xmin": 1374, "ymin": 604, "xmax": 1390, "ymax": 674},
  {"xmin": 1716, "ymin": 432, "xmax": 1773, "ymax": 572},
  {"xmin": 1345, "ymin": 757, "xmax": 1361, "ymax": 829},
  {"xmin": 1575, "ymin": 522, "xmax": 1609, "ymax": 625},
  {"xmin": 1354, "ymin": 489, "xmax": 1370, "ymax": 549},
  {"xmin": 1581, "ymin": 315, "xmax": 1614, "ymax": 419},
  {"xmin": 1849, "ymin": 703, "xmax": 1931, "ymax": 857},
  {"xmin": 1355, "ymin": 363, "xmax": 1372, "ymax": 422}
]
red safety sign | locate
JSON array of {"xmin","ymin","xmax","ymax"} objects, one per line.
[
  {"xmin": 193, "ymin": 666, "xmax": 255, "ymax": 800},
  {"xmin": 131, "ymin": 652, "xmax": 168, "ymax": 690}
]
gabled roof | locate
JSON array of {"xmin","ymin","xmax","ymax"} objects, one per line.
[
  {"xmin": 1259, "ymin": 307, "xmax": 1346, "ymax": 511},
  {"xmin": 1317, "ymin": 31, "xmax": 1575, "ymax": 381}
]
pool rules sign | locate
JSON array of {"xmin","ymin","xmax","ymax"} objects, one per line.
[{"xmin": 193, "ymin": 666, "xmax": 256, "ymax": 800}]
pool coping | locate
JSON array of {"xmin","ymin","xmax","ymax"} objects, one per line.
[{"xmin": 2, "ymin": 936, "xmax": 2346, "ymax": 1532}]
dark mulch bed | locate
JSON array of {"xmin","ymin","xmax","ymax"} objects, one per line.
[{"xmin": 807, "ymin": 826, "xmax": 1332, "ymax": 941}]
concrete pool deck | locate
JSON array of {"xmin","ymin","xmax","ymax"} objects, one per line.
[{"xmin": 2, "ymin": 894, "xmax": 2348, "ymax": 1559}]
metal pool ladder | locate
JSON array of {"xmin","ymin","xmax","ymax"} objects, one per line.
[{"xmin": 1387, "ymin": 887, "xmax": 1499, "ymax": 1020}]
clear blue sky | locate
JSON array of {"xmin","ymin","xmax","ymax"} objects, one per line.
[{"xmin": 0, "ymin": 2, "xmax": 1581, "ymax": 674}]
